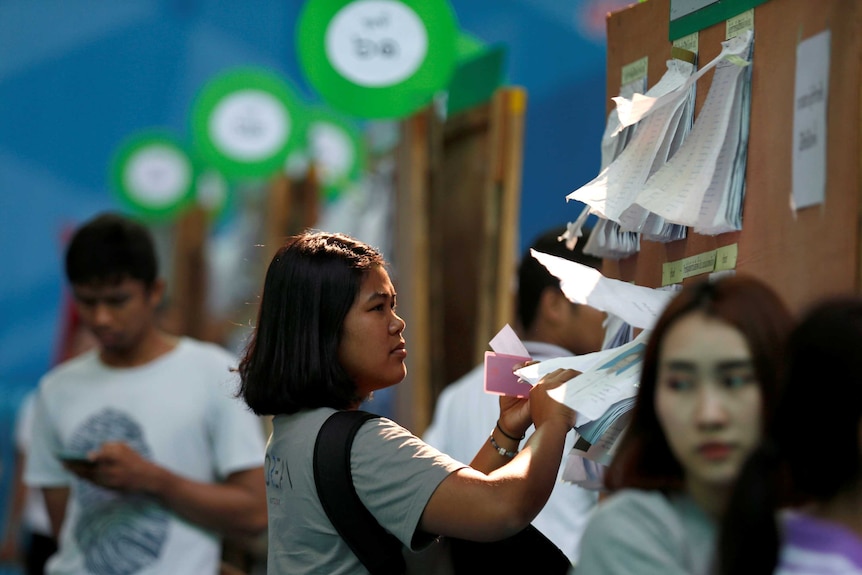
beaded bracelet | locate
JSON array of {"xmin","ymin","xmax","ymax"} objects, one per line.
[
  {"xmin": 496, "ymin": 420, "xmax": 525, "ymax": 441},
  {"xmin": 489, "ymin": 434, "xmax": 518, "ymax": 458}
]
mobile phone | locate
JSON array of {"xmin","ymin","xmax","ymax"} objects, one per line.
[
  {"xmin": 484, "ymin": 351, "xmax": 533, "ymax": 398},
  {"xmin": 57, "ymin": 450, "xmax": 96, "ymax": 467}
]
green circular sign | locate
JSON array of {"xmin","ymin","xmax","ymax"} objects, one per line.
[
  {"xmin": 305, "ymin": 107, "xmax": 365, "ymax": 200},
  {"xmin": 191, "ymin": 68, "xmax": 305, "ymax": 178},
  {"xmin": 111, "ymin": 132, "xmax": 195, "ymax": 220},
  {"xmin": 298, "ymin": 0, "xmax": 459, "ymax": 119}
]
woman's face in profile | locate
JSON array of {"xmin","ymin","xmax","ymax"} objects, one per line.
[
  {"xmin": 338, "ymin": 266, "xmax": 408, "ymax": 398},
  {"xmin": 654, "ymin": 311, "xmax": 762, "ymax": 500}
]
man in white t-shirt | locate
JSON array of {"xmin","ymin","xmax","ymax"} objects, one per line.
[
  {"xmin": 25, "ymin": 213, "xmax": 267, "ymax": 575},
  {"xmin": 424, "ymin": 226, "xmax": 606, "ymax": 565}
]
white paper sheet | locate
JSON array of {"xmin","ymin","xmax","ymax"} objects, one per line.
[
  {"xmin": 530, "ymin": 249, "xmax": 674, "ymax": 330},
  {"xmin": 613, "ymin": 30, "xmax": 753, "ymax": 128},
  {"xmin": 515, "ymin": 331, "xmax": 650, "ymax": 424},
  {"xmin": 633, "ymin": 48, "xmax": 751, "ymax": 227},
  {"xmin": 569, "ymin": 59, "xmax": 694, "ymax": 224},
  {"xmin": 488, "ymin": 323, "xmax": 531, "ymax": 358},
  {"xmin": 792, "ymin": 29, "xmax": 830, "ymax": 210}
]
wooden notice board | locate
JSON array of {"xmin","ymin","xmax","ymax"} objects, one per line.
[{"xmin": 603, "ymin": 0, "xmax": 861, "ymax": 312}]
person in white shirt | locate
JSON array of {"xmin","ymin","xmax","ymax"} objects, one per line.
[
  {"xmin": 25, "ymin": 212, "xmax": 267, "ymax": 575},
  {"xmin": 424, "ymin": 225, "xmax": 607, "ymax": 565}
]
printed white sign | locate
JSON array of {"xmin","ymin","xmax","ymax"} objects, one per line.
[
  {"xmin": 123, "ymin": 146, "xmax": 191, "ymax": 208},
  {"xmin": 208, "ymin": 89, "xmax": 289, "ymax": 161},
  {"xmin": 325, "ymin": 0, "xmax": 428, "ymax": 87},
  {"xmin": 792, "ymin": 29, "xmax": 830, "ymax": 210}
]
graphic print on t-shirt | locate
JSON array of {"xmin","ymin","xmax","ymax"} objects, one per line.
[{"xmin": 68, "ymin": 408, "xmax": 169, "ymax": 575}]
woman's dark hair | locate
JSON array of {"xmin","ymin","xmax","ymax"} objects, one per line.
[
  {"xmin": 238, "ymin": 231, "xmax": 386, "ymax": 415},
  {"xmin": 605, "ymin": 275, "xmax": 793, "ymax": 491},
  {"xmin": 718, "ymin": 297, "xmax": 862, "ymax": 575},
  {"xmin": 65, "ymin": 212, "xmax": 158, "ymax": 288}
]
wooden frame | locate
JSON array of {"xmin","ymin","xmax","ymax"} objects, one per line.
[{"xmin": 393, "ymin": 87, "xmax": 527, "ymax": 433}]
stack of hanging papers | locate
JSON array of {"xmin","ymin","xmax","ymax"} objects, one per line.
[
  {"xmin": 516, "ymin": 332, "xmax": 649, "ymax": 469},
  {"xmin": 570, "ymin": 30, "xmax": 754, "ymax": 237}
]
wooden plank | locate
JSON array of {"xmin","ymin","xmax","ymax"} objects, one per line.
[
  {"xmin": 393, "ymin": 90, "xmax": 528, "ymax": 433},
  {"xmin": 494, "ymin": 87, "xmax": 526, "ymax": 339},
  {"xmin": 436, "ymin": 103, "xmax": 494, "ymax": 389},
  {"xmin": 472, "ymin": 88, "xmax": 527, "ymax": 364},
  {"xmin": 264, "ymin": 169, "xmax": 320, "ymax": 263},
  {"xmin": 393, "ymin": 110, "xmax": 433, "ymax": 433},
  {"xmin": 170, "ymin": 206, "xmax": 208, "ymax": 339}
]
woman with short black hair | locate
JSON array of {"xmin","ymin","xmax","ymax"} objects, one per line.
[{"xmin": 240, "ymin": 231, "xmax": 578, "ymax": 574}]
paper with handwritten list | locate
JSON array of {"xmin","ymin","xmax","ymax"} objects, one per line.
[
  {"xmin": 569, "ymin": 30, "xmax": 754, "ymax": 239},
  {"xmin": 634, "ymin": 33, "xmax": 753, "ymax": 233}
]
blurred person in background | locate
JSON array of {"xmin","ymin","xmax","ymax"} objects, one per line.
[
  {"xmin": 25, "ymin": 213, "xmax": 267, "ymax": 575},
  {"xmin": 719, "ymin": 297, "xmax": 862, "ymax": 575},
  {"xmin": 575, "ymin": 277, "xmax": 793, "ymax": 574}
]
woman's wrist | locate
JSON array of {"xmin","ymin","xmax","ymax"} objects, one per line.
[
  {"xmin": 497, "ymin": 419, "xmax": 525, "ymax": 441},
  {"xmin": 533, "ymin": 417, "xmax": 573, "ymax": 436},
  {"xmin": 496, "ymin": 419, "xmax": 526, "ymax": 442},
  {"xmin": 489, "ymin": 430, "xmax": 519, "ymax": 458}
]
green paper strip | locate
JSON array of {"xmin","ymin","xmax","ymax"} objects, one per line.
[
  {"xmin": 714, "ymin": 243, "xmax": 739, "ymax": 271},
  {"xmin": 621, "ymin": 57, "xmax": 649, "ymax": 86},
  {"xmin": 446, "ymin": 43, "xmax": 506, "ymax": 116},
  {"xmin": 661, "ymin": 243, "xmax": 739, "ymax": 286}
]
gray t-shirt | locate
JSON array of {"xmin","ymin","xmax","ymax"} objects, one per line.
[
  {"xmin": 574, "ymin": 490, "xmax": 716, "ymax": 575},
  {"xmin": 266, "ymin": 408, "xmax": 465, "ymax": 575}
]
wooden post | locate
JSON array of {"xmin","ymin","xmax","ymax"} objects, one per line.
[
  {"xmin": 473, "ymin": 87, "xmax": 527, "ymax": 364},
  {"xmin": 170, "ymin": 206, "xmax": 209, "ymax": 339},
  {"xmin": 393, "ymin": 109, "xmax": 434, "ymax": 433},
  {"xmin": 391, "ymin": 88, "xmax": 527, "ymax": 434},
  {"xmin": 264, "ymin": 167, "xmax": 320, "ymax": 265}
]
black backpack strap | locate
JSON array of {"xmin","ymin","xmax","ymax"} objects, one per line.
[{"xmin": 313, "ymin": 410, "xmax": 406, "ymax": 575}]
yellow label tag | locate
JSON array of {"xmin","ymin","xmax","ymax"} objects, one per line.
[
  {"xmin": 714, "ymin": 243, "xmax": 739, "ymax": 271},
  {"xmin": 621, "ymin": 56, "xmax": 649, "ymax": 86},
  {"xmin": 726, "ymin": 9, "xmax": 754, "ymax": 39},
  {"xmin": 662, "ymin": 244, "xmax": 738, "ymax": 286},
  {"xmin": 680, "ymin": 250, "xmax": 718, "ymax": 280},
  {"xmin": 672, "ymin": 33, "xmax": 699, "ymax": 54},
  {"xmin": 662, "ymin": 260, "xmax": 684, "ymax": 286}
]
